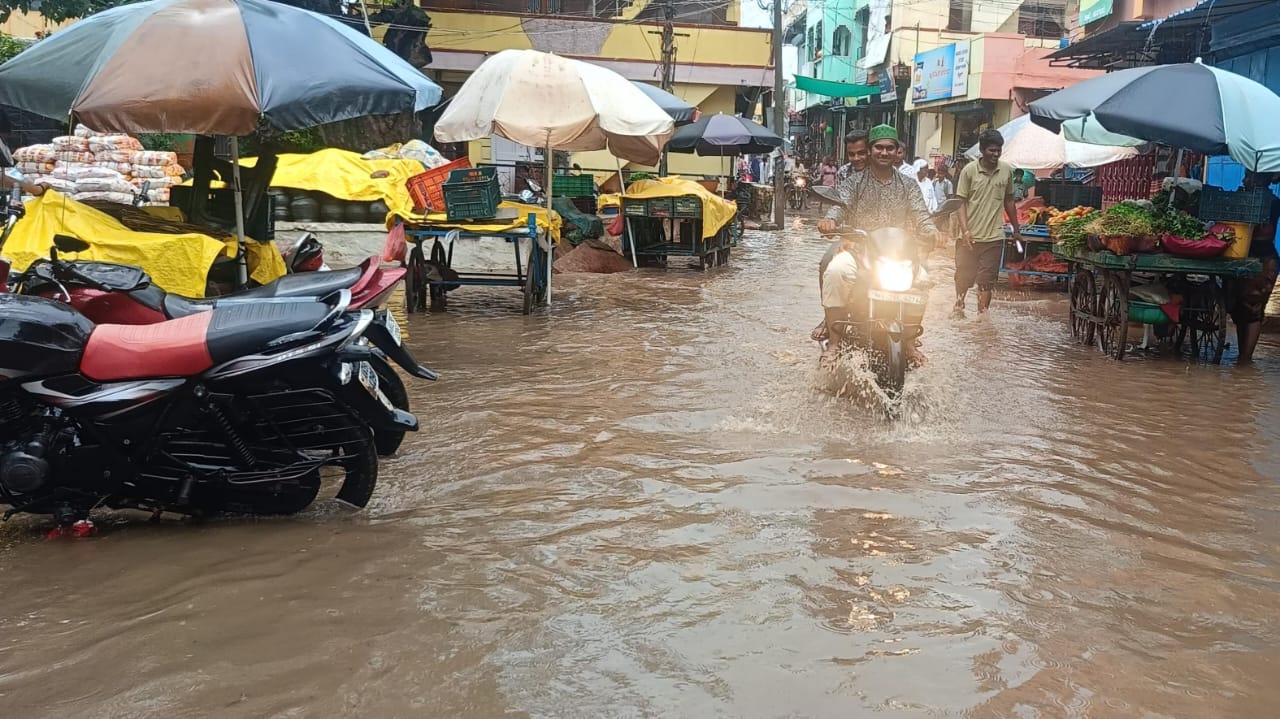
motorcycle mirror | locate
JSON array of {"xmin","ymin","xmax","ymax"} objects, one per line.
[
  {"xmin": 933, "ymin": 197, "xmax": 964, "ymax": 218},
  {"xmin": 53, "ymin": 234, "xmax": 90, "ymax": 254},
  {"xmin": 808, "ymin": 185, "xmax": 845, "ymax": 209}
]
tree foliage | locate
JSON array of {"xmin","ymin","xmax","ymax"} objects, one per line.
[
  {"xmin": 0, "ymin": 0, "xmax": 130, "ymax": 24},
  {"xmin": 0, "ymin": 32, "xmax": 27, "ymax": 63}
]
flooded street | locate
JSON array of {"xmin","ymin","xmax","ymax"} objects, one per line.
[{"xmin": 4, "ymin": 226, "xmax": 1280, "ymax": 718}]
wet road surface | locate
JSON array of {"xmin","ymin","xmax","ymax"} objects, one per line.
[{"xmin": 3, "ymin": 225, "xmax": 1280, "ymax": 718}]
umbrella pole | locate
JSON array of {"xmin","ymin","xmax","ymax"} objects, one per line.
[
  {"xmin": 545, "ymin": 140, "xmax": 553, "ymax": 306},
  {"xmin": 230, "ymin": 139, "xmax": 249, "ymax": 289},
  {"xmin": 617, "ymin": 156, "xmax": 638, "ymax": 268}
]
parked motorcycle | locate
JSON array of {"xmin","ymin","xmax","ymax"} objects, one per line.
[
  {"xmin": 0, "ymin": 280, "xmax": 437, "ymax": 531},
  {"xmin": 0, "ymin": 169, "xmax": 415, "ymax": 456},
  {"xmin": 787, "ymin": 173, "xmax": 808, "ymax": 211},
  {"xmin": 811, "ymin": 185, "xmax": 961, "ymax": 399}
]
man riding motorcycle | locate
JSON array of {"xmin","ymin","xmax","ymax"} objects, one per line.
[
  {"xmin": 815, "ymin": 125, "xmax": 941, "ymax": 364},
  {"xmin": 813, "ymin": 130, "xmax": 870, "ymax": 341}
]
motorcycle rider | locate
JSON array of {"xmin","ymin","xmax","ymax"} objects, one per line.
[
  {"xmin": 812, "ymin": 131, "xmax": 869, "ymax": 341},
  {"xmin": 816, "ymin": 124, "xmax": 941, "ymax": 363}
]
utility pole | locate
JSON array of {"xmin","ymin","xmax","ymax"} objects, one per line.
[
  {"xmin": 772, "ymin": 0, "xmax": 785, "ymax": 230},
  {"xmin": 651, "ymin": 0, "xmax": 686, "ymax": 176}
]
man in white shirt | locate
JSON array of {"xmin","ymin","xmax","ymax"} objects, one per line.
[{"xmin": 821, "ymin": 237, "xmax": 861, "ymax": 349}]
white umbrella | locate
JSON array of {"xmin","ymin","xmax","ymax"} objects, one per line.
[
  {"xmin": 963, "ymin": 113, "xmax": 1143, "ymax": 169},
  {"xmin": 435, "ymin": 49, "xmax": 675, "ymax": 298}
]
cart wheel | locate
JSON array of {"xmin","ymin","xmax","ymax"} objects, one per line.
[
  {"xmin": 1097, "ymin": 272, "xmax": 1130, "ymax": 360},
  {"xmin": 405, "ymin": 244, "xmax": 427, "ymax": 314},
  {"xmin": 1182, "ymin": 279, "xmax": 1228, "ymax": 364},
  {"xmin": 1069, "ymin": 267, "xmax": 1096, "ymax": 346}
]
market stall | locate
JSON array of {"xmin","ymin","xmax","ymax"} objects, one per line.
[
  {"xmin": 1053, "ymin": 185, "xmax": 1264, "ymax": 363},
  {"xmin": 619, "ymin": 177, "xmax": 738, "ymax": 269},
  {"xmin": 394, "ymin": 199, "xmax": 561, "ymax": 316}
]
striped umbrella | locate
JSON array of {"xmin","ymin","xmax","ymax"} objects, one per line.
[
  {"xmin": 0, "ymin": 0, "xmax": 442, "ymax": 135},
  {"xmin": 1030, "ymin": 61, "xmax": 1280, "ymax": 172}
]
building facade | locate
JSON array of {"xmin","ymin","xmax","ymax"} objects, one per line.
[{"xmin": 415, "ymin": 0, "xmax": 775, "ymax": 181}]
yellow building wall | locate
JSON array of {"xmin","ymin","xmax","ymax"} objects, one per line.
[
  {"xmin": 423, "ymin": 11, "xmax": 771, "ymax": 65},
  {"xmin": 0, "ymin": 10, "xmax": 71, "ymax": 37}
]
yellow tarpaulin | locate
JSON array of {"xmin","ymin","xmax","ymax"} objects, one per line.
[
  {"xmin": 236, "ymin": 148, "xmax": 424, "ymax": 218},
  {"xmin": 397, "ymin": 201, "xmax": 564, "ymax": 244},
  {"xmin": 608, "ymin": 177, "xmax": 737, "ymax": 238},
  {"xmin": 3, "ymin": 191, "xmax": 284, "ymax": 297}
]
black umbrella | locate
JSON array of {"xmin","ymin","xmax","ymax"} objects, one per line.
[
  {"xmin": 667, "ymin": 113, "xmax": 783, "ymax": 156},
  {"xmin": 631, "ymin": 82, "xmax": 698, "ymax": 125}
]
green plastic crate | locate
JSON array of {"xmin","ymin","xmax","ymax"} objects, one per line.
[
  {"xmin": 622, "ymin": 198, "xmax": 649, "ymax": 216},
  {"xmin": 1128, "ymin": 301, "xmax": 1171, "ymax": 325},
  {"xmin": 673, "ymin": 195, "xmax": 702, "ymax": 218},
  {"xmin": 550, "ymin": 173, "xmax": 595, "ymax": 198},
  {"xmin": 647, "ymin": 197, "xmax": 674, "ymax": 217},
  {"xmin": 443, "ymin": 166, "xmax": 501, "ymax": 221}
]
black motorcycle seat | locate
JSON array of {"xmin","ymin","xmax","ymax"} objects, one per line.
[
  {"xmin": 232, "ymin": 267, "xmax": 363, "ymax": 300},
  {"xmin": 152, "ymin": 267, "xmax": 365, "ymax": 319},
  {"xmin": 204, "ymin": 301, "xmax": 332, "ymax": 363}
]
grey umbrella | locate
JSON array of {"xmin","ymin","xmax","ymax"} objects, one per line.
[{"xmin": 630, "ymin": 82, "xmax": 698, "ymax": 125}]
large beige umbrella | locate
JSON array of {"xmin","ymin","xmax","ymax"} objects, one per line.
[
  {"xmin": 963, "ymin": 113, "xmax": 1141, "ymax": 169},
  {"xmin": 435, "ymin": 49, "xmax": 675, "ymax": 290}
]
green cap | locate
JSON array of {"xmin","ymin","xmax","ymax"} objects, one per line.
[{"xmin": 868, "ymin": 124, "xmax": 899, "ymax": 145}]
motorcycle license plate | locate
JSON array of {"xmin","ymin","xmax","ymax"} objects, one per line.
[
  {"xmin": 867, "ymin": 289, "xmax": 926, "ymax": 305},
  {"xmin": 380, "ymin": 311, "xmax": 403, "ymax": 346},
  {"xmin": 357, "ymin": 361, "xmax": 397, "ymax": 412}
]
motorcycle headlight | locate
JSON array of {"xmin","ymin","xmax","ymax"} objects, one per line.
[
  {"xmin": 795, "ymin": 177, "xmax": 806, "ymax": 187},
  {"xmin": 875, "ymin": 258, "xmax": 914, "ymax": 292}
]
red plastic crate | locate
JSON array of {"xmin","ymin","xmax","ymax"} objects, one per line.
[{"xmin": 406, "ymin": 157, "xmax": 471, "ymax": 212}]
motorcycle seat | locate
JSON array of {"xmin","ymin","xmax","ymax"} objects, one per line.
[
  {"xmin": 230, "ymin": 267, "xmax": 363, "ymax": 300},
  {"xmin": 145, "ymin": 267, "xmax": 365, "ymax": 320},
  {"xmin": 79, "ymin": 302, "xmax": 332, "ymax": 381}
]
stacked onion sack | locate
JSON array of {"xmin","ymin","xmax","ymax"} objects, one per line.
[{"xmin": 13, "ymin": 124, "xmax": 186, "ymax": 206}]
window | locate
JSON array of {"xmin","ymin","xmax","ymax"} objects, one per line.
[
  {"xmin": 1019, "ymin": 2, "xmax": 1066, "ymax": 38},
  {"xmin": 814, "ymin": 20, "xmax": 824, "ymax": 59},
  {"xmin": 947, "ymin": 0, "xmax": 971, "ymax": 32},
  {"xmin": 832, "ymin": 25, "xmax": 852, "ymax": 57}
]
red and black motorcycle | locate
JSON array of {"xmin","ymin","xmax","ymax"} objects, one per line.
[
  {"xmin": 0, "ymin": 178, "xmax": 414, "ymax": 455},
  {"xmin": 0, "ymin": 278, "xmax": 436, "ymax": 532}
]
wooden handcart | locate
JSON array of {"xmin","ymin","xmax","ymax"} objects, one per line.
[
  {"xmin": 1059, "ymin": 249, "xmax": 1261, "ymax": 363},
  {"xmin": 402, "ymin": 212, "xmax": 553, "ymax": 315},
  {"xmin": 621, "ymin": 194, "xmax": 735, "ymax": 270}
]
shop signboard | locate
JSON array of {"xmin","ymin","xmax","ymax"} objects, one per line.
[
  {"xmin": 911, "ymin": 41, "xmax": 969, "ymax": 103},
  {"xmin": 1080, "ymin": 0, "xmax": 1114, "ymax": 26},
  {"xmin": 877, "ymin": 68, "xmax": 896, "ymax": 103}
]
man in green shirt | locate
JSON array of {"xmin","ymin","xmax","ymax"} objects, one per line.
[{"xmin": 954, "ymin": 129, "xmax": 1021, "ymax": 317}]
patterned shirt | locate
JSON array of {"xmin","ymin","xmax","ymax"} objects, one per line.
[{"xmin": 825, "ymin": 167, "xmax": 938, "ymax": 240}]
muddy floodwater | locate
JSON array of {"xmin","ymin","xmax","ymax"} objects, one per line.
[{"xmin": 3, "ymin": 225, "xmax": 1280, "ymax": 718}]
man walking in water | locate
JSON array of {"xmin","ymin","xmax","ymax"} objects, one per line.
[{"xmin": 954, "ymin": 129, "xmax": 1021, "ymax": 317}]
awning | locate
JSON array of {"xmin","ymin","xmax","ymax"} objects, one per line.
[
  {"xmin": 1051, "ymin": 0, "xmax": 1274, "ymax": 70},
  {"xmin": 793, "ymin": 74, "xmax": 879, "ymax": 98},
  {"xmin": 1137, "ymin": 0, "xmax": 1271, "ymax": 31}
]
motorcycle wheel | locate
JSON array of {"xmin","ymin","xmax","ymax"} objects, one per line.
[
  {"xmin": 372, "ymin": 356, "xmax": 409, "ymax": 457},
  {"xmin": 872, "ymin": 335, "xmax": 906, "ymax": 400}
]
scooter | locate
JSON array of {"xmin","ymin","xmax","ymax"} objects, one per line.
[{"xmin": 811, "ymin": 185, "xmax": 962, "ymax": 399}]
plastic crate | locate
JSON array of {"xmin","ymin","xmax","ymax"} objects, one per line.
[
  {"xmin": 1037, "ymin": 180, "xmax": 1103, "ymax": 210},
  {"xmin": 406, "ymin": 156, "xmax": 471, "ymax": 212},
  {"xmin": 551, "ymin": 173, "xmax": 595, "ymax": 198},
  {"xmin": 647, "ymin": 197, "xmax": 674, "ymax": 217},
  {"xmin": 1198, "ymin": 186, "xmax": 1273, "ymax": 224},
  {"xmin": 622, "ymin": 198, "xmax": 649, "ymax": 216},
  {"xmin": 443, "ymin": 166, "xmax": 501, "ymax": 221},
  {"xmin": 673, "ymin": 195, "xmax": 702, "ymax": 218},
  {"xmin": 570, "ymin": 196, "xmax": 597, "ymax": 215}
]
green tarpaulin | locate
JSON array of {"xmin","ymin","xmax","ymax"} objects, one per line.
[{"xmin": 793, "ymin": 75, "xmax": 879, "ymax": 98}]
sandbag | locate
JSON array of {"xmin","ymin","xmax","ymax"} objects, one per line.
[
  {"xmin": 94, "ymin": 149, "xmax": 138, "ymax": 164},
  {"xmin": 56, "ymin": 151, "xmax": 96, "ymax": 165},
  {"xmin": 133, "ymin": 150, "xmax": 178, "ymax": 167},
  {"xmin": 89, "ymin": 136, "xmax": 143, "ymax": 154},
  {"xmin": 53, "ymin": 136, "xmax": 91, "ymax": 152},
  {"xmin": 71, "ymin": 191, "xmax": 137, "ymax": 205},
  {"xmin": 52, "ymin": 163, "xmax": 127, "ymax": 181},
  {"xmin": 14, "ymin": 144, "xmax": 56, "ymax": 164},
  {"xmin": 76, "ymin": 177, "xmax": 138, "ymax": 194}
]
